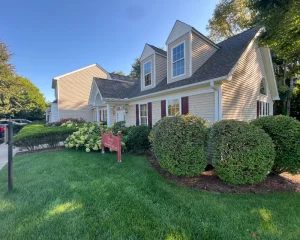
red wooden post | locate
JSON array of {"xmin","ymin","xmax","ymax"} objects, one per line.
[
  {"xmin": 101, "ymin": 130, "xmax": 122, "ymax": 162},
  {"xmin": 117, "ymin": 131, "xmax": 121, "ymax": 162}
]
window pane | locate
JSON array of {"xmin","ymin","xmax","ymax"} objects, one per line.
[
  {"xmin": 141, "ymin": 117, "xmax": 147, "ymax": 126},
  {"xmin": 168, "ymin": 99, "xmax": 180, "ymax": 116},
  {"xmin": 172, "ymin": 43, "xmax": 185, "ymax": 78},
  {"xmin": 145, "ymin": 73, "xmax": 151, "ymax": 86}
]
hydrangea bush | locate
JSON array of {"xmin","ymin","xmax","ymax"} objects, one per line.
[{"xmin": 64, "ymin": 122, "xmax": 108, "ymax": 152}]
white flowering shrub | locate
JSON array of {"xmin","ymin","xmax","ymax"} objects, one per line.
[{"xmin": 64, "ymin": 122, "xmax": 108, "ymax": 152}]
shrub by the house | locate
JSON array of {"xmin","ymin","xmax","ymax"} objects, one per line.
[
  {"xmin": 210, "ymin": 120, "xmax": 275, "ymax": 184},
  {"xmin": 111, "ymin": 121, "xmax": 128, "ymax": 135},
  {"xmin": 64, "ymin": 122, "xmax": 108, "ymax": 152},
  {"xmin": 13, "ymin": 124, "xmax": 76, "ymax": 151},
  {"xmin": 51, "ymin": 118, "xmax": 86, "ymax": 126},
  {"xmin": 124, "ymin": 125, "xmax": 150, "ymax": 154},
  {"xmin": 151, "ymin": 114, "xmax": 209, "ymax": 177},
  {"xmin": 252, "ymin": 115, "xmax": 300, "ymax": 174}
]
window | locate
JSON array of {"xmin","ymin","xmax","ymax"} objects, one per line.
[
  {"xmin": 257, "ymin": 101, "xmax": 270, "ymax": 117},
  {"xmin": 172, "ymin": 42, "xmax": 185, "ymax": 77},
  {"xmin": 140, "ymin": 104, "xmax": 148, "ymax": 125},
  {"xmin": 103, "ymin": 109, "xmax": 107, "ymax": 122},
  {"xmin": 167, "ymin": 99, "xmax": 180, "ymax": 116},
  {"xmin": 144, "ymin": 61, "xmax": 151, "ymax": 87}
]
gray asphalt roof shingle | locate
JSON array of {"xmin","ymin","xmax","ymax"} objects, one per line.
[
  {"xmin": 147, "ymin": 44, "xmax": 167, "ymax": 57},
  {"xmin": 95, "ymin": 27, "xmax": 260, "ymax": 100}
]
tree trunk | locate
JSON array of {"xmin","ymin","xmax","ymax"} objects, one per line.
[
  {"xmin": 282, "ymin": 62, "xmax": 288, "ymax": 114},
  {"xmin": 283, "ymin": 61, "xmax": 287, "ymax": 85},
  {"xmin": 287, "ymin": 77, "xmax": 294, "ymax": 116}
]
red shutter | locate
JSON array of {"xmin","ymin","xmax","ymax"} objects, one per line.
[
  {"xmin": 161, "ymin": 100, "xmax": 166, "ymax": 118},
  {"xmin": 136, "ymin": 104, "xmax": 139, "ymax": 125},
  {"xmin": 181, "ymin": 96, "xmax": 189, "ymax": 115},
  {"xmin": 148, "ymin": 102, "xmax": 152, "ymax": 127},
  {"xmin": 257, "ymin": 101, "xmax": 260, "ymax": 118}
]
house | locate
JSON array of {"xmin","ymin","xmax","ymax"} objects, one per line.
[
  {"xmin": 47, "ymin": 64, "xmax": 129, "ymax": 123},
  {"xmin": 87, "ymin": 20, "xmax": 279, "ymax": 127}
]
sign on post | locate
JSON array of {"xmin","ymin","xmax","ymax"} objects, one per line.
[{"xmin": 101, "ymin": 131, "xmax": 122, "ymax": 162}]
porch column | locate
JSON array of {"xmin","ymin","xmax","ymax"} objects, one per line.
[
  {"xmin": 106, "ymin": 104, "xmax": 111, "ymax": 126},
  {"xmin": 96, "ymin": 107, "xmax": 100, "ymax": 123}
]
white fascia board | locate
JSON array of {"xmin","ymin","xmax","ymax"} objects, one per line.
[
  {"xmin": 140, "ymin": 44, "xmax": 155, "ymax": 62},
  {"xmin": 129, "ymin": 75, "xmax": 228, "ymax": 102}
]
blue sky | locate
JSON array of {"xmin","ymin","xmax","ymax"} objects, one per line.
[{"xmin": 0, "ymin": 0, "xmax": 219, "ymax": 101}]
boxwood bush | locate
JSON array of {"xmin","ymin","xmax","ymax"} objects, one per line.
[
  {"xmin": 13, "ymin": 124, "xmax": 76, "ymax": 151},
  {"xmin": 150, "ymin": 114, "xmax": 209, "ymax": 177},
  {"xmin": 210, "ymin": 120, "xmax": 275, "ymax": 184},
  {"xmin": 251, "ymin": 115, "xmax": 300, "ymax": 174},
  {"xmin": 124, "ymin": 125, "xmax": 151, "ymax": 154}
]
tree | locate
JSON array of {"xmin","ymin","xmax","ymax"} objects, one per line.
[
  {"xmin": 0, "ymin": 41, "xmax": 47, "ymax": 120},
  {"xmin": 111, "ymin": 71, "xmax": 126, "ymax": 76},
  {"xmin": 0, "ymin": 41, "xmax": 15, "ymax": 78},
  {"xmin": 129, "ymin": 57, "xmax": 140, "ymax": 79},
  {"xmin": 206, "ymin": 0, "xmax": 254, "ymax": 42},
  {"xmin": 249, "ymin": 0, "xmax": 300, "ymax": 116}
]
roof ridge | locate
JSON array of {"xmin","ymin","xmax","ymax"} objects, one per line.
[
  {"xmin": 147, "ymin": 44, "xmax": 167, "ymax": 53},
  {"xmin": 217, "ymin": 26, "xmax": 261, "ymax": 45},
  {"xmin": 95, "ymin": 77, "xmax": 135, "ymax": 85}
]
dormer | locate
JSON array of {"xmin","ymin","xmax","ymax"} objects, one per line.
[
  {"xmin": 140, "ymin": 44, "xmax": 167, "ymax": 91},
  {"xmin": 166, "ymin": 20, "xmax": 220, "ymax": 83}
]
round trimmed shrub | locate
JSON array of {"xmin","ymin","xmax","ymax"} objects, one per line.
[
  {"xmin": 150, "ymin": 114, "xmax": 209, "ymax": 177},
  {"xmin": 251, "ymin": 115, "xmax": 300, "ymax": 174},
  {"xmin": 210, "ymin": 120, "xmax": 275, "ymax": 184}
]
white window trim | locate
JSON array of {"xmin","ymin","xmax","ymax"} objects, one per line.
[
  {"xmin": 166, "ymin": 97, "xmax": 181, "ymax": 116},
  {"xmin": 143, "ymin": 60, "xmax": 153, "ymax": 89},
  {"xmin": 171, "ymin": 40, "xmax": 186, "ymax": 80},
  {"xmin": 139, "ymin": 103, "xmax": 148, "ymax": 126}
]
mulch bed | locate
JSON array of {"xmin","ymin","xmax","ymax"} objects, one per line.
[{"xmin": 147, "ymin": 156, "xmax": 300, "ymax": 194}]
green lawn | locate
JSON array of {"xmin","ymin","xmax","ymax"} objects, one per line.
[{"xmin": 0, "ymin": 150, "xmax": 299, "ymax": 239}]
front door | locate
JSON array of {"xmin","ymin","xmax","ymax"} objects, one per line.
[{"xmin": 116, "ymin": 110, "xmax": 125, "ymax": 122}]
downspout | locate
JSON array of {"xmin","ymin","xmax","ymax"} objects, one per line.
[{"xmin": 210, "ymin": 82, "xmax": 222, "ymax": 122}]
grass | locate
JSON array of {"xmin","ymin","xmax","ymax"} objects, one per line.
[{"xmin": 0, "ymin": 150, "xmax": 299, "ymax": 240}]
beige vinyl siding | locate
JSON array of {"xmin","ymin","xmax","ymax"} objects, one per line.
[
  {"xmin": 192, "ymin": 32, "xmax": 217, "ymax": 74},
  {"xmin": 155, "ymin": 54, "xmax": 167, "ymax": 85},
  {"xmin": 167, "ymin": 32, "xmax": 191, "ymax": 82},
  {"xmin": 152, "ymin": 101, "xmax": 161, "ymax": 125},
  {"xmin": 58, "ymin": 65, "xmax": 109, "ymax": 122},
  {"xmin": 222, "ymin": 41, "xmax": 272, "ymax": 120},
  {"xmin": 125, "ymin": 105, "xmax": 136, "ymax": 126},
  {"xmin": 189, "ymin": 93, "xmax": 215, "ymax": 123},
  {"xmin": 141, "ymin": 55, "xmax": 155, "ymax": 91}
]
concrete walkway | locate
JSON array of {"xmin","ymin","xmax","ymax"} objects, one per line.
[{"xmin": 0, "ymin": 144, "xmax": 20, "ymax": 170}]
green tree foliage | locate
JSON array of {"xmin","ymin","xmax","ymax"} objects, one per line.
[
  {"xmin": 249, "ymin": 0, "xmax": 300, "ymax": 116},
  {"xmin": 207, "ymin": 0, "xmax": 300, "ymax": 117},
  {"xmin": 0, "ymin": 41, "xmax": 47, "ymax": 120},
  {"xmin": 129, "ymin": 57, "xmax": 140, "ymax": 79},
  {"xmin": 206, "ymin": 0, "xmax": 254, "ymax": 42},
  {"xmin": 111, "ymin": 71, "xmax": 126, "ymax": 76}
]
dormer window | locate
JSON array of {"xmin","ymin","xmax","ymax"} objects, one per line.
[
  {"xmin": 144, "ymin": 61, "xmax": 152, "ymax": 87},
  {"xmin": 172, "ymin": 42, "xmax": 185, "ymax": 78}
]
